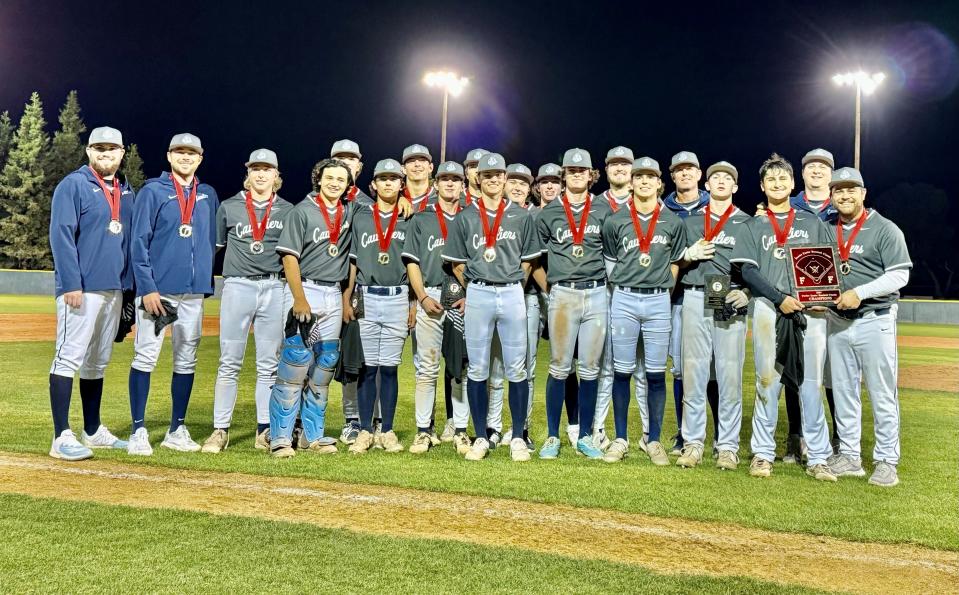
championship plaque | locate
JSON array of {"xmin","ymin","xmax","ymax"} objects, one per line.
[
  {"xmin": 440, "ymin": 275, "xmax": 465, "ymax": 310},
  {"xmin": 788, "ymin": 245, "xmax": 842, "ymax": 306},
  {"xmin": 704, "ymin": 274, "xmax": 731, "ymax": 311}
]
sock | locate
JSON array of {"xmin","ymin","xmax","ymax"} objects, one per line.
[
  {"xmin": 578, "ymin": 378, "xmax": 599, "ymax": 440},
  {"xmin": 357, "ymin": 366, "xmax": 378, "ymax": 431},
  {"xmin": 455, "ymin": 427, "xmax": 467, "ymax": 434},
  {"xmin": 79, "ymin": 378, "xmax": 103, "ymax": 436},
  {"xmin": 706, "ymin": 380, "xmax": 720, "ymax": 442},
  {"xmin": 49, "ymin": 374, "xmax": 73, "ymax": 437},
  {"xmin": 170, "ymin": 372, "xmax": 195, "ymax": 432},
  {"xmin": 128, "ymin": 368, "xmax": 151, "ymax": 431},
  {"xmin": 564, "ymin": 374, "xmax": 579, "ymax": 424},
  {"xmin": 545, "ymin": 375, "xmax": 565, "ymax": 438},
  {"xmin": 825, "ymin": 388, "xmax": 837, "ymax": 440},
  {"xmin": 256, "ymin": 422, "xmax": 269, "ymax": 433},
  {"xmin": 466, "ymin": 379, "xmax": 489, "ymax": 440},
  {"xmin": 443, "ymin": 373, "xmax": 454, "ymax": 420},
  {"xmin": 378, "ymin": 366, "xmax": 398, "ymax": 432},
  {"xmin": 646, "ymin": 372, "xmax": 667, "ymax": 442},
  {"xmin": 785, "ymin": 385, "xmax": 802, "ymax": 436},
  {"xmin": 507, "ymin": 380, "xmax": 529, "ymax": 441},
  {"xmin": 673, "ymin": 378, "xmax": 684, "ymax": 440},
  {"xmin": 612, "ymin": 372, "xmax": 631, "ymax": 440}
]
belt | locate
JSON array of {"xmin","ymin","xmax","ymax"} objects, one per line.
[
  {"xmin": 363, "ymin": 285, "xmax": 406, "ymax": 296},
  {"xmin": 555, "ymin": 279, "xmax": 607, "ymax": 290},
  {"xmin": 425, "ymin": 284, "xmax": 442, "ymax": 290},
  {"xmin": 841, "ymin": 306, "xmax": 892, "ymax": 320},
  {"xmin": 619, "ymin": 286, "xmax": 668, "ymax": 295},
  {"xmin": 685, "ymin": 284, "xmax": 741, "ymax": 291},
  {"xmin": 302, "ymin": 278, "xmax": 339, "ymax": 287},
  {"xmin": 470, "ymin": 280, "xmax": 520, "ymax": 287},
  {"xmin": 230, "ymin": 273, "xmax": 283, "ymax": 281}
]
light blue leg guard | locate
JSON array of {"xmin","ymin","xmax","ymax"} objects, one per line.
[
  {"xmin": 302, "ymin": 340, "xmax": 340, "ymax": 443},
  {"xmin": 269, "ymin": 336, "xmax": 313, "ymax": 448}
]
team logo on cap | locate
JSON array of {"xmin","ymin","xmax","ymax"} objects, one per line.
[
  {"xmin": 103, "ymin": 130, "xmax": 114, "ymax": 139},
  {"xmin": 546, "ymin": 166, "xmax": 556, "ymax": 174},
  {"xmin": 487, "ymin": 156, "xmax": 498, "ymax": 166},
  {"xmin": 614, "ymin": 147, "xmax": 625, "ymax": 156},
  {"xmin": 641, "ymin": 158, "xmax": 651, "ymax": 167},
  {"xmin": 839, "ymin": 170, "xmax": 850, "ymax": 180},
  {"xmin": 256, "ymin": 151, "xmax": 267, "ymax": 159},
  {"xmin": 182, "ymin": 135, "xmax": 193, "ymax": 144},
  {"xmin": 678, "ymin": 152, "xmax": 688, "ymax": 161},
  {"xmin": 472, "ymin": 151, "xmax": 483, "ymax": 160},
  {"xmin": 446, "ymin": 163, "xmax": 455, "ymax": 171},
  {"xmin": 385, "ymin": 161, "xmax": 395, "ymax": 170},
  {"xmin": 345, "ymin": 141, "xmax": 356, "ymax": 150},
  {"xmin": 411, "ymin": 145, "xmax": 422, "ymax": 152},
  {"xmin": 572, "ymin": 153, "xmax": 583, "ymax": 163}
]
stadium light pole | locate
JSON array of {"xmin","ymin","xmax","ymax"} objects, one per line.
[
  {"xmin": 423, "ymin": 70, "xmax": 469, "ymax": 163},
  {"xmin": 832, "ymin": 70, "xmax": 886, "ymax": 170}
]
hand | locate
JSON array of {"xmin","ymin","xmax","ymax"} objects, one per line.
[
  {"xmin": 755, "ymin": 203, "xmax": 767, "ymax": 217},
  {"xmin": 452, "ymin": 298, "xmax": 466, "ymax": 314},
  {"xmin": 778, "ymin": 295, "xmax": 804, "ymax": 314},
  {"xmin": 407, "ymin": 303, "xmax": 417, "ymax": 329},
  {"xmin": 397, "ymin": 197, "xmax": 413, "ymax": 218},
  {"xmin": 63, "ymin": 290, "xmax": 83, "ymax": 309},
  {"xmin": 724, "ymin": 289, "xmax": 749, "ymax": 309},
  {"xmin": 292, "ymin": 297, "xmax": 312, "ymax": 323},
  {"xmin": 686, "ymin": 240, "xmax": 715, "ymax": 261},
  {"xmin": 421, "ymin": 295, "xmax": 444, "ymax": 315},
  {"xmin": 142, "ymin": 292, "xmax": 166, "ymax": 317},
  {"xmin": 342, "ymin": 296, "xmax": 355, "ymax": 322},
  {"xmin": 834, "ymin": 289, "xmax": 862, "ymax": 311}
]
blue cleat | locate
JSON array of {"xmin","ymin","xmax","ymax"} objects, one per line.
[
  {"xmin": 50, "ymin": 430, "xmax": 94, "ymax": 461},
  {"xmin": 539, "ymin": 436, "xmax": 561, "ymax": 459},
  {"xmin": 577, "ymin": 435, "xmax": 604, "ymax": 460}
]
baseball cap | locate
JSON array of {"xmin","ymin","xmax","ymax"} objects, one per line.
[
  {"xmin": 464, "ymin": 148, "xmax": 489, "ymax": 166},
  {"xmin": 562, "ymin": 148, "xmax": 592, "ymax": 168},
  {"xmin": 669, "ymin": 150, "xmax": 699, "ymax": 171},
  {"xmin": 536, "ymin": 163, "xmax": 561, "ymax": 181},
  {"xmin": 331, "ymin": 139, "xmax": 361, "ymax": 159},
  {"xmin": 87, "ymin": 126, "xmax": 123, "ymax": 148},
  {"xmin": 706, "ymin": 161, "xmax": 738, "ymax": 183},
  {"xmin": 506, "ymin": 163, "xmax": 533, "ymax": 184},
  {"xmin": 802, "ymin": 148, "xmax": 835, "ymax": 169},
  {"xmin": 245, "ymin": 148, "xmax": 278, "ymax": 168},
  {"xmin": 829, "ymin": 167, "xmax": 864, "ymax": 189},
  {"xmin": 402, "ymin": 144, "xmax": 432, "ymax": 163},
  {"xmin": 169, "ymin": 133, "xmax": 203, "ymax": 154},
  {"xmin": 373, "ymin": 158, "xmax": 404, "ymax": 178},
  {"xmin": 436, "ymin": 161, "xmax": 465, "ymax": 179},
  {"xmin": 476, "ymin": 152, "xmax": 507, "ymax": 173},
  {"xmin": 605, "ymin": 146, "xmax": 634, "ymax": 164},
  {"xmin": 632, "ymin": 156, "xmax": 662, "ymax": 176}
]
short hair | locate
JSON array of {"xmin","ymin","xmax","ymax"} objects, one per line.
[
  {"xmin": 243, "ymin": 168, "xmax": 283, "ymax": 192},
  {"xmin": 311, "ymin": 158, "xmax": 355, "ymax": 194},
  {"xmin": 758, "ymin": 152, "xmax": 794, "ymax": 181}
]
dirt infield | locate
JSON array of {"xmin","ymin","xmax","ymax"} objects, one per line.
[
  {"xmin": 0, "ymin": 453, "xmax": 955, "ymax": 594},
  {"xmin": 900, "ymin": 364, "xmax": 959, "ymax": 393},
  {"xmin": 0, "ymin": 314, "xmax": 220, "ymax": 342},
  {"xmin": 897, "ymin": 336, "xmax": 959, "ymax": 349}
]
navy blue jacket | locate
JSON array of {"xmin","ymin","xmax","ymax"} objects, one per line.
[
  {"xmin": 131, "ymin": 172, "xmax": 219, "ymax": 296},
  {"xmin": 790, "ymin": 190, "xmax": 836, "ymax": 220},
  {"xmin": 49, "ymin": 166, "xmax": 135, "ymax": 296},
  {"xmin": 663, "ymin": 189, "xmax": 710, "ymax": 218}
]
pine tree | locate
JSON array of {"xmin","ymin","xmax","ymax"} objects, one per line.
[
  {"xmin": 0, "ymin": 92, "xmax": 51, "ymax": 269},
  {"xmin": 0, "ymin": 111, "xmax": 12, "ymax": 166},
  {"xmin": 46, "ymin": 90, "xmax": 87, "ymax": 191},
  {"xmin": 122, "ymin": 143, "xmax": 146, "ymax": 191}
]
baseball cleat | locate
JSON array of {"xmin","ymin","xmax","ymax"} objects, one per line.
[
  {"xmin": 539, "ymin": 436, "xmax": 561, "ymax": 459},
  {"xmin": 826, "ymin": 453, "xmax": 866, "ymax": 477},
  {"xmin": 379, "ymin": 431, "xmax": 404, "ymax": 453},
  {"xmin": 372, "ymin": 421, "xmax": 383, "ymax": 448},
  {"xmin": 452, "ymin": 432, "xmax": 472, "ymax": 455},
  {"xmin": 602, "ymin": 438, "xmax": 629, "ymax": 463},
  {"xmin": 716, "ymin": 450, "xmax": 739, "ymax": 470},
  {"xmin": 806, "ymin": 463, "xmax": 838, "ymax": 482},
  {"xmin": 524, "ymin": 435, "xmax": 535, "ymax": 451},
  {"xmin": 501, "ymin": 428, "xmax": 513, "ymax": 446},
  {"xmin": 487, "ymin": 430, "xmax": 501, "ymax": 449},
  {"xmin": 254, "ymin": 427, "xmax": 271, "ymax": 450},
  {"xmin": 409, "ymin": 431, "xmax": 432, "ymax": 454},
  {"xmin": 81, "ymin": 425, "xmax": 128, "ymax": 450},
  {"xmin": 339, "ymin": 421, "xmax": 360, "ymax": 445},
  {"xmin": 637, "ymin": 435, "xmax": 649, "ymax": 454},
  {"xmin": 592, "ymin": 429, "xmax": 611, "ymax": 452},
  {"xmin": 439, "ymin": 419, "xmax": 456, "ymax": 443},
  {"xmin": 782, "ymin": 434, "xmax": 802, "ymax": 464},
  {"xmin": 349, "ymin": 430, "xmax": 375, "ymax": 454},
  {"xmin": 576, "ymin": 436, "xmax": 604, "ymax": 460},
  {"xmin": 429, "ymin": 430, "xmax": 442, "ymax": 446},
  {"xmin": 161, "ymin": 425, "xmax": 201, "ymax": 452},
  {"xmin": 868, "ymin": 462, "xmax": 899, "ymax": 487},
  {"xmin": 50, "ymin": 429, "xmax": 93, "ymax": 461},
  {"xmin": 201, "ymin": 428, "xmax": 229, "ymax": 453},
  {"xmin": 565, "ymin": 424, "xmax": 580, "ymax": 447},
  {"xmin": 669, "ymin": 434, "xmax": 684, "ymax": 456},
  {"xmin": 676, "ymin": 444, "xmax": 704, "ymax": 468},
  {"xmin": 304, "ymin": 437, "xmax": 338, "ymax": 454},
  {"xmin": 510, "ymin": 437, "xmax": 531, "ymax": 462},
  {"xmin": 127, "ymin": 427, "xmax": 153, "ymax": 456},
  {"xmin": 271, "ymin": 444, "xmax": 295, "ymax": 458},
  {"xmin": 465, "ymin": 437, "xmax": 490, "ymax": 461},
  {"xmin": 749, "ymin": 456, "xmax": 773, "ymax": 478},
  {"xmin": 646, "ymin": 441, "xmax": 670, "ymax": 466}
]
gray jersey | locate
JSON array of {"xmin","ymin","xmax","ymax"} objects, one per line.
[
  {"xmin": 346, "ymin": 186, "xmax": 374, "ymax": 207},
  {"xmin": 275, "ymin": 192, "xmax": 354, "ymax": 282},
  {"xmin": 537, "ymin": 197, "xmax": 611, "ymax": 283},
  {"xmin": 730, "ymin": 208, "xmax": 825, "ymax": 293},
  {"xmin": 405, "ymin": 187, "xmax": 437, "ymax": 214},
  {"xmin": 824, "ymin": 209, "xmax": 911, "ymax": 313},
  {"xmin": 402, "ymin": 203, "xmax": 458, "ymax": 287},
  {"xmin": 599, "ymin": 189, "xmax": 631, "ymax": 214},
  {"xmin": 217, "ymin": 192, "xmax": 293, "ymax": 277},
  {"xmin": 350, "ymin": 203, "xmax": 410, "ymax": 287},
  {"xmin": 443, "ymin": 199, "xmax": 541, "ymax": 284},
  {"xmin": 602, "ymin": 202, "xmax": 687, "ymax": 289},
  {"xmin": 681, "ymin": 205, "xmax": 752, "ymax": 286}
]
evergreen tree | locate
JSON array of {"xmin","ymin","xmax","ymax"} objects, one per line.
[
  {"xmin": 46, "ymin": 90, "xmax": 87, "ymax": 190},
  {"xmin": 0, "ymin": 92, "xmax": 51, "ymax": 269},
  {"xmin": 0, "ymin": 111, "xmax": 12, "ymax": 166},
  {"xmin": 121, "ymin": 143, "xmax": 146, "ymax": 191}
]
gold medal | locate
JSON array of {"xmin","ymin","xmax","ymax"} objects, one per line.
[
  {"xmin": 773, "ymin": 247, "xmax": 786, "ymax": 260},
  {"xmin": 639, "ymin": 253, "xmax": 652, "ymax": 267},
  {"xmin": 571, "ymin": 245, "xmax": 584, "ymax": 258},
  {"xmin": 328, "ymin": 244, "xmax": 339, "ymax": 257},
  {"xmin": 483, "ymin": 247, "xmax": 497, "ymax": 263},
  {"xmin": 840, "ymin": 261, "xmax": 851, "ymax": 275},
  {"xmin": 250, "ymin": 240, "xmax": 264, "ymax": 255},
  {"xmin": 108, "ymin": 220, "xmax": 123, "ymax": 235},
  {"xmin": 378, "ymin": 252, "xmax": 390, "ymax": 265},
  {"xmin": 179, "ymin": 224, "xmax": 193, "ymax": 238}
]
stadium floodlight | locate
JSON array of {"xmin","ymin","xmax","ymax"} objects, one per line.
[
  {"xmin": 832, "ymin": 70, "xmax": 886, "ymax": 169},
  {"xmin": 423, "ymin": 70, "xmax": 470, "ymax": 163}
]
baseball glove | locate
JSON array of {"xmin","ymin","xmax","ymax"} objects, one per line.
[
  {"xmin": 113, "ymin": 290, "xmax": 136, "ymax": 342},
  {"xmin": 138, "ymin": 299, "xmax": 178, "ymax": 336}
]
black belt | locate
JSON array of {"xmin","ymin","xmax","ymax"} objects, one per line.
[
  {"xmin": 363, "ymin": 285, "xmax": 406, "ymax": 296},
  {"xmin": 840, "ymin": 306, "xmax": 892, "ymax": 320},
  {"xmin": 555, "ymin": 279, "xmax": 607, "ymax": 290},
  {"xmin": 425, "ymin": 284, "xmax": 443, "ymax": 290},
  {"xmin": 230, "ymin": 273, "xmax": 283, "ymax": 281},
  {"xmin": 471, "ymin": 280, "xmax": 520, "ymax": 287},
  {"xmin": 619, "ymin": 286, "xmax": 669, "ymax": 295},
  {"xmin": 302, "ymin": 278, "xmax": 339, "ymax": 287},
  {"xmin": 685, "ymin": 284, "xmax": 741, "ymax": 291}
]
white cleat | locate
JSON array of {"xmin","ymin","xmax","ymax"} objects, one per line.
[
  {"xmin": 50, "ymin": 429, "xmax": 93, "ymax": 461},
  {"xmin": 81, "ymin": 425, "xmax": 128, "ymax": 449},
  {"xmin": 161, "ymin": 425, "xmax": 201, "ymax": 452},
  {"xmin": 127, "ymin": 427, "xmax": 153, "ymax": 456}
]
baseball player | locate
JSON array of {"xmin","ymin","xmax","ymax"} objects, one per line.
[
  {"xmin": 48, "ymin": 126, "xmax": 133, "ymax": 460},
  {"xmin": 200, "ymin": 149, "xmax": 292, "ymax": 453},
  {"xmin": 127, "ymin": 133, "xmax": 219, "ymax": 455},
  {"xmin": 675, "ymin": 161, "xmax": 752, "ymax": 470},
  {"xmin": 536, "ymin": 163, "xmax": 562, "ymax": 204},
  {"xmin": 537, "ymin": 148, "xmax": 611, "ymax": 459},
  {"xmin": 442, "ymin": 152, "xmax": 541, "ymax": 461},
  {"xmin": 602, "ymin": 156, "xmax": 687, "ymax": 464},
  {"xmin": 269, "ymin": 158, "xmax": 355, "ymax": 457},
  {"xmin": 346, "ymin": 158, "xmax": 413, "ymax": 454},
  {"xmin": 402, "ymin": 144, "xmax": 436, "ymax": 212},
  {"xmin": 331, "ymin": 139, "xmax": 374, "ymax": 207},
  {"xmin": 824, "ymin": 167, "xmax": 911, "ymax": 487},
  {"xmin": 462, "ymin": 148, "xmax": 489, "ymax": 206},
  {"xmin": 403, "ymin": 160, "xmax": 471, "ymax": 454},
  {"xmin": 729, "ymin": 153, "xmax": 835, "ymax": 481}
]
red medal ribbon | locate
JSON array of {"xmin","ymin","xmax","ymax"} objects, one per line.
[
  {"xmin": 244, "ymin": 192, "xmax": 275, "ymax": 243},
  {"xmin": 464, "ymin": 189, "xmax": 473, "ymax": 206},
  {"xmin": 804, "ymin": 193, "xmax": 830, "ymax": 213},
  {"xmin": 434, "ymin": 202, "xmax": 460, "ymax": 241},
  {"xmin": 561, "ymin": 192, "xmax": 592, "ymax": 248},
  {"xmin": 373, "ymin": 202, "xmax": 400, "ymax": 254},
  {"xmin": 765, "ymin": 208, "xmax": 795, "ymax": 248},
  {"xmin": 628, "ymin": 200, "xmax": 661, "ymax": 256},
  {"xmin": 837, "ymin": 209, "xmax": 868, "ymax": 263},
  {"xmin": 170, "ymin": 174, "xmax": 198, "ymax": 225},
  {"xmin": 703, "ymin": 203, "xmax": 735, "ymax": 241},
  {"xmin": 604, "ymin": 190, "xmax": 620, "ymax": 213},
  {"xmin": 89, "ymin": 166, "xmax": 121, "ymax": 221},
  {"xmin": 477, "ymin": 197, "xmax": 507, "ymax": 249},
  {"xmin": 346, "ymin": 186, "xmax": 359, "ymax": 202},
  {"xmin": 405, "ymin": 187, "xmax": 431, "ymax": 212},
  {"xmin": 315, "ymin": 194, "xmax": 344, "ymax": 246}
]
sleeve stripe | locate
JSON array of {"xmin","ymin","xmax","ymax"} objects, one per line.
[
  {"xmin": 730, "ymin": 257, "xmax": 758, "ymax": 266},
  {"xmin": 275, "ymin": 246, "xmax": 300, "ymax": 257},
  {"xmin": 520, "ymin": 252, "xmax": 542, "ymax": 261},
  {"xmin": 885, "ymin": 262, "xmax": 913, "ymax": 271},
  {"xmin": 401, "ymin": 252, "xmax": 420, "ymax": 263},
  {"xmin": 442, "ymin": 255, "xmax": 468, "ymax": 263}
]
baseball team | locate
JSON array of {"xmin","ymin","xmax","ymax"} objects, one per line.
[{"xmin": 46, "ymin": 126, "xmax": 911, "ymax": 488}]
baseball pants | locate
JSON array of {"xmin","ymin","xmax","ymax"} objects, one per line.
[
  {"xmin": 412, "ymin": 286, "xmax": 469, "ymax": 430},
  {"xmin": 596, "ymin": 288, "xmax": 649, "ymax": 436},
  {"xmin": 132, "ymin": 294, "xmax": 204, "ymax": 374},
  {"xmin": 51, "ymin": 290, "xmax": 122, "ymax": 380},
  {"xmin": 486, "ymin": 291, "xmax": 539, "ymax": 431},
  {"xmin": 547, "ymin": 284, "xmax": 607, "ymax": 380}
]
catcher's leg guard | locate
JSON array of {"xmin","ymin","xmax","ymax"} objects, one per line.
[
  {"xmin": 269, "ymin": 336, "xmax": 313, "ymax": 448},
  {"xmin": 302, "ymin": 340, "xmax": 340, "ymax": 443}
]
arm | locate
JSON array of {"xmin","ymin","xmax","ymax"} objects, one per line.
[
  {"xmin": 836, "ymin": 268, "xmax": 910, "ymax": 310},
  {"xmin": 49, "ymin": 178, "xmax": 83, "ymax": 307},
  {"xmin": 522, "ymin": 260, "xmax": 532, "ymax": 282},
  {"xmin": 282, "ymin": 255, "xmax": 311, "ymax": 322},
  {"xmin": 342, "ymin": 262, "xmax": 358, "ymax": 322},
  {"xmin": 407, "ymin": 262, "xmax": 443, "ymax": 314},
  {"xmin": 452, "ymin": 263, "xmax": 466, "ymax": 287},
  {"xmin": 670, "ymin": 263, "xmax": 679, "ymax": 283},
  {"xmin": 130, "ymin": 186, "xmax": 166, "ymax": 316},
  {"xmin": 531, "ymin": 262, "xmax": 548, "ymax": 293},
  {"xmin": 215, "ymin": 201, "xmax": 227, "ymax": 252},
  {"xmin": 740, "ymin": 262, "xmax": 802, "ymax": 313}
]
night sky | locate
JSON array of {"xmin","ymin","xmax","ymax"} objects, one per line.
[{"xmin": 2, "ymin": 1, "xmax": 957, "ymax": 292}]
